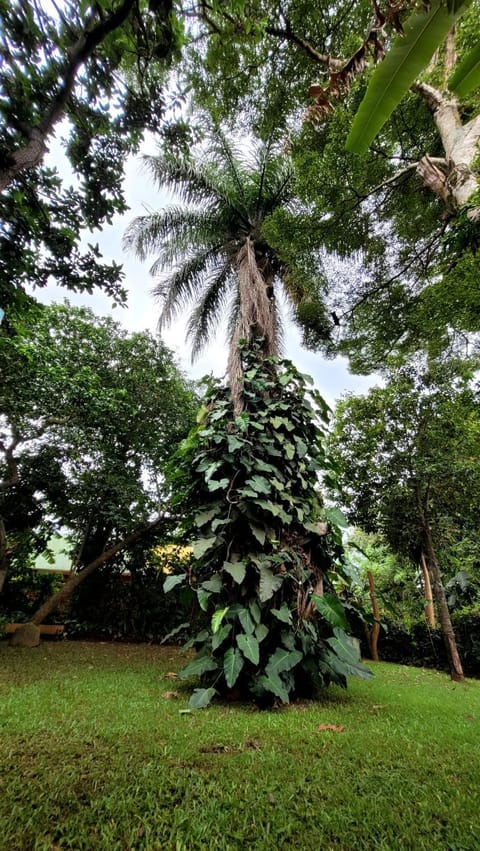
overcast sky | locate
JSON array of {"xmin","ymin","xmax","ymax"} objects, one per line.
[{"xmin": 37, "ymin": 134, "xmax": 376, "ymax": 409}]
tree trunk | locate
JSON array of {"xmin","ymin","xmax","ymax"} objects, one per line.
[
  {"xmin": 367, "ymin": 570, "xmax": 380, "ymax": 661},
  {"xmin": 420, "ymin": 551, "xmax": 436, "ymax": 628},
  {"xmin": 422, "ymin": 520, "xmax": 464, "ymax": 681},
  {"xmin": 0, "ymin": 517, "xmax": 9, "ymax": 594},
  {"xmin": 30, "ymin": 517, "xmax": 164, "ymax": 625},
  {"xmin": 414, "ymin": 83, "xmax": 480, "ymax": 217}
]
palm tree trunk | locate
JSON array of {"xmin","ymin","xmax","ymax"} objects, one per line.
[
  {"xmin": 367, "ymin": 570, "xmax": 380, "ymax": 661},
  {"xmin": 228, "ymin": 237, "xmax": 278, "ymax": 414}
]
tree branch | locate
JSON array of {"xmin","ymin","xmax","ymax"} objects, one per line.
[{"xmin": 0, "ymin": 0, "xmax": 137, "ymax": 192}]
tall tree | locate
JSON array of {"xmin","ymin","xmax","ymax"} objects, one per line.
[
  {"xmin": 0, "ymin": 301, "xmax": 197, "ymax": 595},
  {"xmin": 329, "ymin": 357, "xmax": 480, "ymax": 680},
  {"xmin": 124, "ymin": 130, "xmax": 324, "ymax": 411},
  {"xmin": 0, "ymin": 0, "xmax": 183, "ymax": 313}
]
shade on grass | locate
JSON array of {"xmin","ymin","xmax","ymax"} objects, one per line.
[{"xmin": 0, "ymin": 641, "xmax": 479, "ymax": 850}]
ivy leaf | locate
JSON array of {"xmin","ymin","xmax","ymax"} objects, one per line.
[
  {"xmin": 255, "ymin": 672, "xmax": 290, "ymax": 703},
  {"xmin": 163, "ymin": 573, "xmax": 186, "ymax": 593},
  {"xmin": 284, "ymin": 443, "xmax": 295, "ymax": 460},
  {"xmin": 258, "ymin": 564, "xmax": 284, "ymax": 602},
  {"xmin": 249, "ymin": 600, "xmax": 261, "ymax": 624},
  {"xmin": 227, "ymin": 435, "xmax": 246, "ymax": 452},
  {"xmin": 194, "ymin": 508, "xmax": 219, "ymax": 527},
  {"xmin": 271, "ymin": 604, "xmax": 292, "ymax": 624},
  {"xmin": 223, "ymin": 561, "xmax": 246, "ymax": 584},
  {"xmin": 211, "ymin": 607, "xmax": 230, "ymax": 634},
  {"xmin": 207, "ymin": 478, "xmax": 230, "ymax": 492},
  {"xmin": 327, "ymin": 628, "xmax": 373, "ymax": 680},
  {"xmin": 205, "ymin": 460, "xmax": 222, "ymax": 481},
  {"xmin": 312, "ymin": 593, "xmax": 348, "ymax": 630},
  {"xmin": 202, "ymin": 574, "xmax": 222, "ymax": 593},
  {"xmin": 250, "ymin": 523, "xmax": 266, "ymax": 545},
  {"xmin": 255, "ymin": 623, "xmax": 269, "ymax": 643},
  {"xmin": 197, "ymin": 589, "xmax": 211, "ymax": 612},
  {"xmin": 245, "ymin": 475, "xmax": 271, "ymax": 494},
  {"xmin": 266, "ymin": 647, "xmax": 303, "ymax": 676},
  {"xmin": 192, "ymin": 536, "xmax": 217, "ymax": 559},
  {"xmin": 238, "ymin": 607, "xmax": 255, "ymax": 635},
  {"xmin": 180, "ymin": 655, "xmax": 218, "ymax": 679},
  {"xmin": 237, "ymin": 633, "xmax": 260, "ymax": 665},
  {"xmin": 188, "ymin": 687, "xmax": 217, "ymax": 709},
  {"xmin": 211, "ymin": 623, "xmax": 232, "ymax": 651},
  {"xmin": 223, "ymin": 647, "xmax": 245, "ymax": 688}
]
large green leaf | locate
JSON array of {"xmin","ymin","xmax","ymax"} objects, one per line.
[
  {"xmin": 237, "ymin": 633, "xmax": 260, "ymax": 665},
  {"xmin": 255, "ymin": 672, "xmax": 290, "ymax": 703},
  {"xmin": 258, "ymin": 563, "xmax": 283, "ymax": 602},
  {"xmin": 271, "ymin": 603, "xmax": 292, "ymax": 624},
  {"xmin": 211, "ymin": 623, "xmax": 232, "ymax": 651},
  {"xmin": 346, "ymin": 1, "xmax": 466, "ymax": 154},
  {"xmin": 223, "ymin": 647, "xmax": 245, "ymax": 688},
  {"xmin": 312, "ymin": 593, "xmax": 348, "ymax": 630},
  {"xmin": 326, "ymin": 628, "xmax": 373, "ymax": 680},
  {"xmin": 197, "ymin": 589, "xmax": 211, "ymax": 612},
  {"xmin": 163, "ymin": 573, "xmax": 186, "ymax": 593},
  {"xmin": 255, "ymin": 623, "xmax": 269, "ymax": 643},
  {"xmin": 449, "ymin": 41, "xmax": 480, "ymax": 96},
  {"xmin": 192, "ymin": 536, "xmax": 217, "ymax": 559},
  {"xmin": 202, "ymin": 573, "xmax": 222, "ymax": 593},
  {"xmin": 265, "ymin": 647, "xmax": 303, "ymax": 676},
  {"xmin": 223, "ymin": 560, "xmax": 246, "ymax": 584},
  {"xmin": 238, "ymin": 607, "xmax": 255, "ymax": 635},
  {"xmin": 211, "ymin": 607, "xmax": 229, "ymax": 634},
  {"xmin": 180, "ymin": 655, "xmax": 218, "ymax": 679},
  {"xmin": 188, "ymin": 687, "xmax": 217, "ymax": 709}
]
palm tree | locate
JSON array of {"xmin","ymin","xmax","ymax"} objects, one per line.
[{"xmin": 123, "ymin": 131, "xmax": 298, "ymax": 412}]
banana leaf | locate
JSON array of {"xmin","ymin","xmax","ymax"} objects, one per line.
[
  {"xmin": 346, "ymin": 1, "xmax": 469, "ymax": 155},
  {"xmin": 449, "ymin": 41, "xmax": 480, "ymax": 96}
]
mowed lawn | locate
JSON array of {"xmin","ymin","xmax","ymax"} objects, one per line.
[{"xmin": 0, "ymin": 641, "xmax": 479, "ymax": 851}]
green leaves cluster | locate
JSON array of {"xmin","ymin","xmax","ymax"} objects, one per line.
[{"xmin": 166, "ymin": 351, "xmax": 371, "ymax": 708}]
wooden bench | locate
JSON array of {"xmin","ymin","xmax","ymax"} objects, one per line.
[{"xmin": 5, "ymin": 623, "xmax": 65, "ymax": 637}]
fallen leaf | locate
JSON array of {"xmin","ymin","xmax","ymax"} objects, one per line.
[
  {"xmin": 163, "ymin": 691, "xmax": 179, "ymax": 699},
  {"xmin": 163, "ymin": 672, "xmax": 179, "ymax": 680},
  {"xmin": 318, "ymin": 723, "xmax": 345, "ymax": 733},
  {"xmin": 466, "ymin": 714, "xmax": 474, "ymax": 721},
  {"xmin": 371, "ymin": 704, "xmax": 387, "ymax": 711}
]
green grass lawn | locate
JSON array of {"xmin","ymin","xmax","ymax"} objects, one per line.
[{"xmin": 0, "ymin": 641, "xmax": 479, "ymax": 851}]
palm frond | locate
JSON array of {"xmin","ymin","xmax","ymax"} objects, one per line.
[
  {"xmin": 186, "ymin": 264, "xmax": 236, "ymax": 360},
  {"xmin": 153, "ymin": 249, "xmax": 227, "ymax": 330}
]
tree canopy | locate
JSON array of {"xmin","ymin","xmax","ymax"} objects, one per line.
[{"xmin": 0, "ymin": 301, "xmax": 197, "ymax": 592}]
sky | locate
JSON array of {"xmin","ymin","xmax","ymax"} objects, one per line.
[{"xmin": 37, "ymin": 134, "xmax": 376, "ymax": 409}]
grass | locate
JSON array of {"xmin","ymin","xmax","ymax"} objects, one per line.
[{"xmin": 0, "ymin": 641, "xmax": 479, "ymax": 850}]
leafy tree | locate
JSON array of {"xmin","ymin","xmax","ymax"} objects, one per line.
[
  {"xmin": 183, "ymin": 1, "xmax": 480, "ymax": 368},
  {"xmin": 0, "ymin": 0, "xmax": 184, "ymax": 314},
  {"xmin": 124, "ymin": 129, "xmax": 326, "ymax": 411},
  {"xmin": 330, "ymin": 356, "xmax": 480, "ymax": 680},
  {"xmin": 0, "ymin": 301, "xmax": 197, "ymax": 597}
]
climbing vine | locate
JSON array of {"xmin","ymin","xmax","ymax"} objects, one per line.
[{"xmin": 167, "ymin": 349, "xmax": 371, "ymax": 707}]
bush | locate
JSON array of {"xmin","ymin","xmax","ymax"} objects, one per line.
[{"xmin": 362, "ymin": 614, "xmax": 480, "ymax": 677}]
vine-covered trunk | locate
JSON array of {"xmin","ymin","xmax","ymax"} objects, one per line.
[{"xmin": 422, "ymin": 519, "xmax": 464, "ymax": 681}]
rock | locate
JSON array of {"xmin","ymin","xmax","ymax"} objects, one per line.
[{"xmin": 9, "ymin": 623, "xmax": 41, "ymax": 647}]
